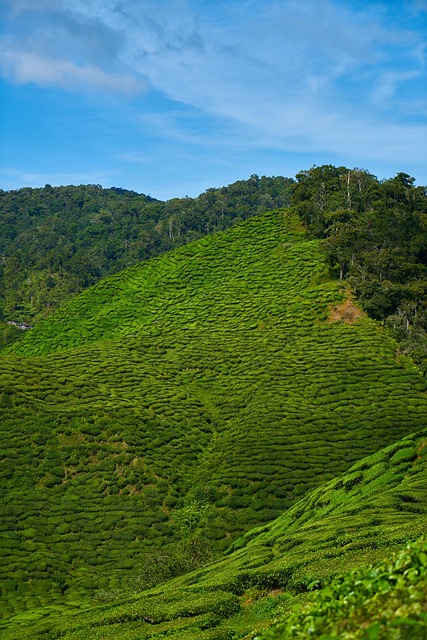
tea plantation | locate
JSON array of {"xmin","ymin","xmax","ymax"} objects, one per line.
[
  {"xmin": 1, "ymin": 209, "xmax": 427, "ymax": 635},
  {"xmin": 1, "ymin": 427, "xmax": 426, "ymax": 639}
]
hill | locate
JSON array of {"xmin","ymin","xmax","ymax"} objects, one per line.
[
  {"xmin": 1, "ymin": 208, "xmax": 427, "ymax": 628},
  {"xmin": 0, "ymin": 176, "xmax": 293, "ymax": 325},
  {"xmin": 1, "ymin": 426, "xmax": 426, "ymax": 639},
  {"xmin": 2, "ymin": 166, "xmax": 426, "ymax": 374}
]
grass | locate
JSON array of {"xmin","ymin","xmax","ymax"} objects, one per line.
[{"xmin": 1, "ymin": 209, "xmax": 427, "ymax": 631}]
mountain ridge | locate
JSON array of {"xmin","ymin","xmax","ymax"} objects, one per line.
[{"xmin": 0, "ymin": 176, "xmax": 293, "ymax": 325}]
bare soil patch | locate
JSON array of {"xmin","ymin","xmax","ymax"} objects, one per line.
[{"xmin": 329, "ymin": 295, "xmax": 364, "ymax": 324}]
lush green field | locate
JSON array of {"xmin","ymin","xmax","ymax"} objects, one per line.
[
  {"xmin": 1, "ymin": 209, "xmax": 427, "ymax": 633},
  {"xmin": 1, "ymin": 426, "xmax": 426, "ymax": 639}
]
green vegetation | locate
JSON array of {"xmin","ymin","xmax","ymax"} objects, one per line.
[
  {"xmin": 291, "ymin": 166, "xmax": 427, "ymax": 372},
  {"xmin": 0, "ymin": 175, "xmax": 293, "ymax": 324},
  {"xmin": 1, "ymin": 175, "xmax": 427, "ymax": 638},
  {"xmin": 261, "ymin": 539, "xmax": 427, "ymax": 639},
  {"xmin": 2, "ymin": 165, "xmax": 426, "ymax": 373},
  {"xmin": 1, "ymin": 208, "xmax": 427, "ymax": 635},
  {"xmin": 1, "ymin": 426, "xmax": 426, "ymax": 639},
  {"xmin": 0, "ymin": 321, "xmax": 22, "ymax": 348}
]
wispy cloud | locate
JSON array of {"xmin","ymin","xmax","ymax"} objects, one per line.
[
  {"xmin": 0, "ymin": 0, "xmax": 146, "ymax": 95},
  {"xmin": 372, "ymin": 70, "xmax": 421, "ymax": 105},
  {"xmin": 1, "ymin": 0, "xmax": 426, "ymax": 189},
  {"xmin": 0, "ymin": 49, "xmax": 145, "ymax": 95},
  {"xmin": 0, "ymin": 166, "xmax": 116, "ymax": 189}
]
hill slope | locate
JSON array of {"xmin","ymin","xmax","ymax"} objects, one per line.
[
  {"xmin": 1, "ymin": 209, "xmax": 427, "ymax": 622},
  {"xmin": 0, "ymin": 176, "xmax": 292, "ymax": 323},
  {"xmin": 2, "ymin": 426, "xmax": 426, "ymax": 639}
]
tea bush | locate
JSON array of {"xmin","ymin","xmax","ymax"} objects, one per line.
[{"xmin": 1, "ymin": 210, "xmax": 427, "ymax": 627}]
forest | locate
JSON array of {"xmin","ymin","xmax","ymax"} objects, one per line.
[{"xmin": 292, "ymin": 166, "xmax": 427, "ymax": 372}]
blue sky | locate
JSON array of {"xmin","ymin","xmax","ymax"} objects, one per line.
[{"xmin": 1, "ymin": 0, "xmax": 426, "ymax": 199}]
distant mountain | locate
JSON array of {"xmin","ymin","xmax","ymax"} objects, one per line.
[{"xmin": 1, "ymin": 208, "xmax": 426, "ymax": 632}]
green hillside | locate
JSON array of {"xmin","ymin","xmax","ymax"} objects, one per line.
[
  {"xmin": 0, "ymin": 176, "xmax": 292, "ymax": 324},
  {"xmin": 291, "ymin": 166, "xmax": 427, "ymax": 373},
  {"xmin": 1, "ymin": 209, "xmax": 427, "ymax": 631},
  {"xmin": 261, "ymin": 538, "xmax": 427, "ymax": 639},
  {"xmin": 2, "ymin": 426, "xmax": 426, "ymax": 639}
]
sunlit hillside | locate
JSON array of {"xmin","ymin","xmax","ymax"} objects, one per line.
[
  {"xmin": 1, "ymin": 209, "xmax": 427, "ymax": 633},
  {"xmin": 2, "ymin": 426, "xmax": 426, "ymax": 639}
]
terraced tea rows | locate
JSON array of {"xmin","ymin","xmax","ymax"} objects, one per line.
[
  {"xmin": 8, "ymin": 212, "xmax": 328, "ymax": 355},
  {"xmin": 2, "ymin": 427, "xmax": 426, "ymax": 639},
  {"xmin": 1, "ymin": 209, "xmax": 427, "ymax": 623}
]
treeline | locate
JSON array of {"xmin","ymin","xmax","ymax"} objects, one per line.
[
  {"xmin": 291, "ymin": 165, "xmax": 427, "ymax": 371},
  {"xmin": 0, "ymin": 175, "xmax": 293, "ymax": 324}
]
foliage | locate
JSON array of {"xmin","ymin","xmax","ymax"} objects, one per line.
[
  {"xmin": 1, "ymin": 210, "xmax": 427, "ymax": 629},
  {"xmin": 260, "ymin": 539, "xmax": 427, "ymax": 639},
  {"xmin": 0, "ymin": 176, "xmax": 293, "ymax": 322},
  {"xmin": 0, "ymin": 321, "xmax": 22, "ymax": 350},
  {"xmin": 1, "ymin": 426, "xmax": 427, "ymax": 639},
  {"xmin": 291, "ymin": 166, "xmax": 427, "ymax": 372},
  {"xmin": 2, "ymin": 164, "xmax": 426, "ymax": 372}
]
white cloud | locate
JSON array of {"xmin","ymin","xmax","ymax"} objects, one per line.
[
  {"xmin": 0, "ymin": 48, "xmax": 145, "ymax": 95},
  {"xmin": 0, "ymin": 166, "xmax": 115, "ymax": 189},
  {"xmin": 1, "ymin": 0, "xmax": 426, "ymax": 176}
]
